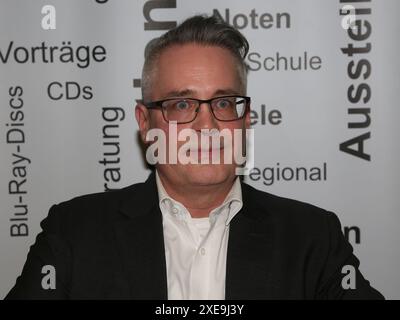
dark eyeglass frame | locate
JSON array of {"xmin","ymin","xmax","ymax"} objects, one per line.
[{"xmin": 143, "ymin": 95, "xmax": 251, "ymax": 124}]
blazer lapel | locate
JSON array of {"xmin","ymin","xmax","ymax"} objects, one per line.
[
  {"xmin": 113, "ymin": 172, "xmax": 168, "ymax": 299},
  {"xmin": 225, "ymin": 182, "xmax": 275, "ymax": 299}
]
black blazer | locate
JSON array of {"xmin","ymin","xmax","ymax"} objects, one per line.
[{"xmin": 5, "ymin": 172, "xmax": 384, "ymax": 299}]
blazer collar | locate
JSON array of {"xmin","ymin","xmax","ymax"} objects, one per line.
[
  {"xmin": 114, "ymin": 171, "xmax": 168, "ymax": 299},
  {"xmin": 119, "ymin": 171, "xmax": 159, "ymax": 219}
]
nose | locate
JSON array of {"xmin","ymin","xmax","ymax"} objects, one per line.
[{"xmin": 192, "ymin": 102, "xmax": 218, "ymax": 130}]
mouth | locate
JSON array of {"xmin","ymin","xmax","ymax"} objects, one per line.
[
  {"xmin": 192, "ymin": 147, "xmax": 224, "ymax": 153},
  {"xmin": 184, "ymin": 147, "xmax": 225, "ymax": 158}
]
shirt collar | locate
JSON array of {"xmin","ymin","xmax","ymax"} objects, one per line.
[
  {"xmin": 155, "ymin": 170, "xmax": 243, "ymax": 226},
  {"xmin": 155, "ymin": 170, "xmax": 172, "ymax": 204}
]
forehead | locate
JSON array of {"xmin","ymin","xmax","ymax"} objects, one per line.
[{"xmin": 153, "ymin": 43, "xmax": 242, "ymax": 98}]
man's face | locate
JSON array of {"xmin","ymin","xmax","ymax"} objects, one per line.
[{"xmin": 136, "ymin": 43, "xmax": 250, "ymax": 188}]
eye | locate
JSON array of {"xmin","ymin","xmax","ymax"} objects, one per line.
[
  {"xmin": 174, "ymin": 100, "xmax": 191, "ymax": 111},
  {"xmin": 215, "ymin": 98, "xmax": 233, "ymax": 109}
]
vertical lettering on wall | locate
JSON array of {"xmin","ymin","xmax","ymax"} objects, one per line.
[
  {"xmin": 143, "ymin": 0, "xmax": 177, "ymax": 30},
  {"xmin": 133, "ymin": 0, "xmax": 177, "ymax": 90},
  {"xmin": 339, "ymin": 0, "xmax": 372, "ymax": 161}
]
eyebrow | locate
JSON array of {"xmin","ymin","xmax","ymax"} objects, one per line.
[
  {"xmin": 162, "ymin": 88, "xmax": 241, "ymax": 99},
  {"xmin": 163, "ymin": 89, "xmax": 195, "ymax": 98}
]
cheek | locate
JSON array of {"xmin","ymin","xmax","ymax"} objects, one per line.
[
  {"xmin": 164, "ymin": 124, "xmax": 193, "ymax": 146},
  {"xmin": 221, "ymin": 120, "xmax": 246, "ymax": 132},
  {"xmin": 148, "ymin": 110, "xmax": 166, "ymax": 129}
]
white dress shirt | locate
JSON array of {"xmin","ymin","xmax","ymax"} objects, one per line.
[{"xmin": 155, "ymin": 171, "xmax": 243, "ymax": 300}]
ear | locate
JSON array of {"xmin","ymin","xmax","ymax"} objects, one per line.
[{"xmin": 135, "ymin": 103, "xmax": 151, "ymax": 144}]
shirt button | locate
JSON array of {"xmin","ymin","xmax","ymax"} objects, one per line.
[
  {"xmin": 200, "ymin": 248, "xmax": 206, "ymax": 256},
  {"xmin": 172, "ymin": 207, "xmax": 178, "ymax": 214}
]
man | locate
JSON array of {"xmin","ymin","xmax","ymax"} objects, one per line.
[{"xmin": 6, "ymin": 15, "xmax": 383, "ymax": 300}]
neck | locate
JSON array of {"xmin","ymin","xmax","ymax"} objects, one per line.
[{"xmin": 157, "ymin": 171, "xmax": 235, "ymax": 218}]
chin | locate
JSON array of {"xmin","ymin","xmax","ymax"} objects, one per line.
[{"xmin": 184, "ymin": 164, "xmax": 234, "ymax": 186}]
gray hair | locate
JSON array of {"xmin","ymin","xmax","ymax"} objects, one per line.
[{"xmin": 141, "ymin": 14, "xmax": 249, "ymax": 101}]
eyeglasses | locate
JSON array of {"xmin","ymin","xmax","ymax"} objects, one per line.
[{"xmin": 144, "ymin": 95, "xmax": 250, "ymax": 124}]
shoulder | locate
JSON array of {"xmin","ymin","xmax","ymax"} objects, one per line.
[
  {"xmin": 55, "ymin": 181, "xmax": 145, "ymax": 213},
  {"xmin": 242, "ymin": 182, "xmax": 339, "ymax": 236},
  {"xmin": 242, "ymin": 183, "xmax": 349, "ymax": 263},
  {"xmin": 55, "ymin": 181, "xmax": 145, "ymax": 214},
  {"xmin": 40, "ymin": 180, "xmax": 148, "ymax": 238}
]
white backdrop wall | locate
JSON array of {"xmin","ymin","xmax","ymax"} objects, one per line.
[{"xmin": 0, "ymin": 0, "xmax": 399, "ymax": 299}]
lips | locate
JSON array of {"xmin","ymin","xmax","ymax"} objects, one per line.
[{"xmin": 191, "ymin": 147, "xmax": 224, "ymax": 152}]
